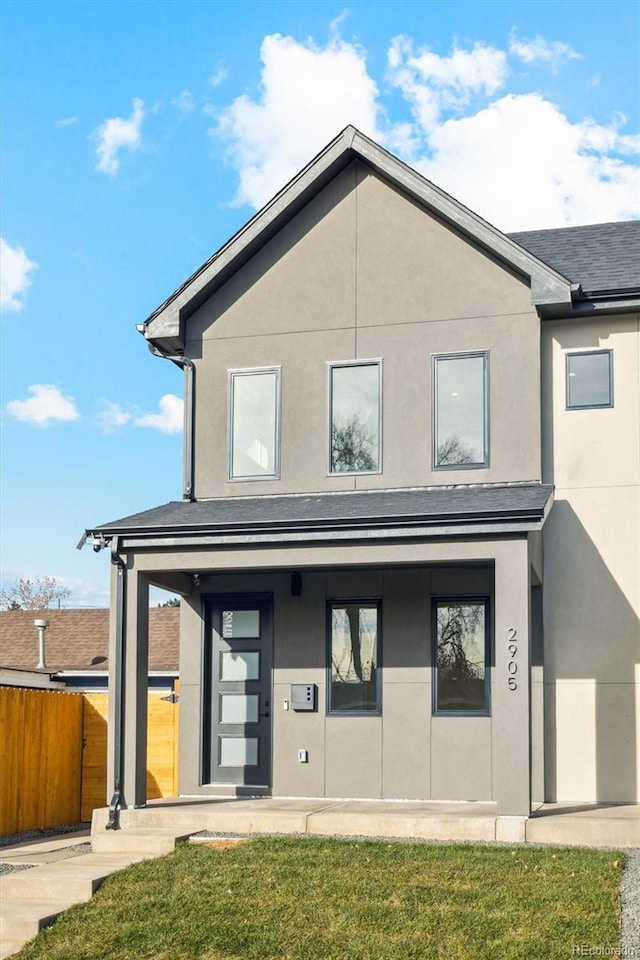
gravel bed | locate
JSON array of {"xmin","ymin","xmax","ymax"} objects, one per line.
[
  {"xmin": 620, "ymin": 848, "xmax": 640, "ymax": 957},
  {"xmin": 0, "ymin": 822, "xmax": 90, "ymax": 848},
  {"xmin": 0, "ymin": 862, "xmax": 34, "ymax": 875}
]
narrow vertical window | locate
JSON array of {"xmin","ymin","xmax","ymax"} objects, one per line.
[
  {"xmin": 433, "ymin": 599, "xmax": 489, "ymax": 714},
  {"xmin": 329, "ymin": 362, "xmax": 381, "ymax": 474},
  {"xmin": 329, "ymin": 602, "xmax": 381, "ymax": 713},
  {"xmin": 433, "ymin": 352, "xmax": 488, "ymax": 468},
  {"xmin": 566, "ymin": 350, "xmax": 613, "ymax": 409},
  {"xmin": 229, "ymin": 369, "xmax": 280, "ymax": 480}
]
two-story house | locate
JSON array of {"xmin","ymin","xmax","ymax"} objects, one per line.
[{"xmin": 84, "ymin": 127, "xmax": 639, "ymax": 821}]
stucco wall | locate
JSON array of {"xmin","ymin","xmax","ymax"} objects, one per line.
[
  {"xmin": 163, "ymin": 535, "xmax": 533, "ymax": 814},
  {"xmin": 186, "ymin": 162, "xmax": 541, "ymax": 497},
  {"xmin": 541, "ymin": 312, "xmax": 640, "ymax": 802}
]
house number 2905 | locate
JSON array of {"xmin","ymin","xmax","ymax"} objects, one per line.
[{"xmin": 507, "ymin": 628, "xmax": 518, "ymax": 690}]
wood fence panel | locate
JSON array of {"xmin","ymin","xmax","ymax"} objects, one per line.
[
  {"xmin": 0, "ymin": 686, "xmax": 83, "ymax": 835},
  {"xmin": 80, "ymin": 691, "xmax": 179, "ymax": 820},
  {"xmin": 80, "ymin": 694, "xmax": 109, "ymax": 822}
]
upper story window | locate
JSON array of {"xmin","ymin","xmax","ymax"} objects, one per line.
[
  {"xmin": 329, "ymin": 361, "xmax": 381, "ymax": 475},
  {"xmin": 228, "ymin": 368, "xmax": 280, "ymax": 480},
  {"xmin": 433, "ymin": 351, "xmax": 488, "ymax": 469},
  {"xmin": 566, "ymin": 350, "xmax": 613, "ymax": 409}
]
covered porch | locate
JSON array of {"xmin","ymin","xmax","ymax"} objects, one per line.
[{"xmin": 86, "ymin": 484, "xmax": 552, "ymax": 823}]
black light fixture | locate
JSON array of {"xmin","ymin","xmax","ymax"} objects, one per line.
[{"xmin": 291, "ymin": 572, "xmax": 303, "ymax": 597}]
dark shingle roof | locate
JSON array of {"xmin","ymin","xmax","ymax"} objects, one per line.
[
  {"xmin": 89, "ymin": 484, "xmax": 553, "ymax": 537},
  {"xmin": 509, "ymin": 221, "xmax": 640, "ymax": 297},
  {"xmin": 0, "ymin": 608, "xmax": 179, "ymax": 672}
]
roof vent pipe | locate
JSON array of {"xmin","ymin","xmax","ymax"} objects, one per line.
[{"xmin": 34, "ymin": 618, "xmax": 49, "ymax": 670}]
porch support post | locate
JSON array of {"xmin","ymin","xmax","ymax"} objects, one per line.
[
  {"xmin": 493, "ymin": 538, "xmax": 532, "ymax": 816},
  {"xmin": 122, "ymin": 569, "xmax": 149, "ymax": 808},
  {"xmin": 107, "ymin": 558, "xmax": 149, "ymax": 812}
]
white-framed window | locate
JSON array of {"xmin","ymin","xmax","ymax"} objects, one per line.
[
  {"xmin": 566, "ymin": 350, "xmax": 613, "ymax": 409},
  {"xmin": 433, "ymin": 598, "xmax": 490, "ymax": 715},
  {"xmin": 228, "ymin": 368, "xmax": 280, "ymax": 480},
  {"xmin": 328, "ymin": 361, "xmax": 382, "ymax": 475},
  {"xmin": 433, "ymin": 351, "xmax": 489, "ymax": 469}
]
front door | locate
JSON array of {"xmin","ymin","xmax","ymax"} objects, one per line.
[{"xmin": 208, "ymin": 598, "xmax": 272, "ymax": 786}]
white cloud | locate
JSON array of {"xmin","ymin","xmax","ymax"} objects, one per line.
[
  {"xmin": 94, "ymin": 98, "xmax": 144, "ymax": 177},
  {"xmin": 172, "ymin": 90, "xmax": 195, "ymax": 114},
  {"xmin": 417, "ymin": 93, "xmax": 640, "ymax": 230},
  {"xmin": 388, "ymin": 36, "xmax": 508, "ymax": 127},
  {"xmin": 209, "ymin": 61, "xmax": 228, "ymax": 87},
  {"xmin": 6, "ymin": 384, "xmax": 80, "ymax": 426},
  {"xmin": 509, "ymin": 32, "xmax": 582, "ymax": 74},
  {"xmin": 0, "ymin": 238, "xmax": 38, "ymax": 312},
  {"xmin": 55, "ymin": 116, "xmax": 78, "ymax": 127},
  {"xmin": 135, "ymin": 394, "xmax": 183, "ymax": 434},
  {"xmin": 97, "ymin": 400, "xmax": 132, "ymax": 431},
  {"xmin": 214, "ymin": 30, "xmax": 639, "ymax": 230},
  {"xmin": 215, "ymin": 32, "xmax": 383, "ymax": 208}
]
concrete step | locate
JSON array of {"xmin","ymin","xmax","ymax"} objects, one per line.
[
  {"xmin": 0, "ymin": 897, "xmax": 77, "ymax": 941},
  {"xmin": 0, "ymin": 854, "xmax": 147, "ymax": 903},
  {"xmin": 92, "ymin": 827, "xmax": 191, "ymax": 856}
]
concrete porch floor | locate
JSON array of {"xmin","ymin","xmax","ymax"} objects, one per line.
[{"xmin": 92, "ymin": 796, "xmax": 640, "ymax": 848}]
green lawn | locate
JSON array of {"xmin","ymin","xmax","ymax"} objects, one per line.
[{"xmin": 16, "ymin": 838, "xmax": 622, "ymax": 960}]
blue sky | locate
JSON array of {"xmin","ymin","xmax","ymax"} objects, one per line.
[{"xmin": 1, "ymin": 0, "xmax": 638, "ymax": 607}]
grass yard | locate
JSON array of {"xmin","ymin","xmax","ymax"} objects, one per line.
[{"xmin": 15, "ymin": 838, "xmax": 622, "ymax": 960}]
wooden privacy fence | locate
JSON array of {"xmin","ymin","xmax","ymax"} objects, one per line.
[
  {"xmin": 81, "ymin": 688, "xmax": 180, "ymax": 822},
  {"xmin": 0, "ymin": 685, "xmax": 180, "ymax": 834},
  {"xmin": 0, "ymin": 686, "xmax": 84, "ymax": 835}
]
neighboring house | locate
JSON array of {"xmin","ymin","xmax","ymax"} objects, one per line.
[
  {"xmin": 83, "ymin": 126, "xmax": 639, "ymax": 818},
  {"xmin": 0, "ymin": 608, "xmax": 179, "ymax": 692}
]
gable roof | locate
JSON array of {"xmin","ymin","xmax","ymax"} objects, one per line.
[
  {"xmin": 0, "ymin": 608, "xmax": 179, "ymax": 673},
  {"xmin": 142, "ymin": 126, "xmax": 574, "ymax": 353},
  {"xmin": 510, "ymin": 221, "xmax": 640, "ymax": 299}
]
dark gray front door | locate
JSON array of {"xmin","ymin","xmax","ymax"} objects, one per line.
[{"xmin": 209, "ymin": 598, "xmax": 272, "ymax": 786}]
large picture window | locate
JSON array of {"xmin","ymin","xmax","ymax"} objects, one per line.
[
  {"xmin": 228, "ymin": 368, "xmax": 280, "ymax": 480},
  {"xmin": 433, "ymin": 352, "xmax": 488, "ymax": 468},
  {"xmin": 329, "ymin": 362, "xmax": 381, "ymax": 474},
  {"xmin": 433, "ymin": 599, "xmax": 489, "ymax": 714},
  {"xmin": 566, "ymin": 350, "xmax": 613, "ymax": 409},
  {"xmin": 328, "ymin": 602, "xmax": 381, "ymax": 714}
]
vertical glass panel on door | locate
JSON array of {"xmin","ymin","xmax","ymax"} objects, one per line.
[
  {"xmin": 434, "ymin": 600, "xmax": 488, "ymax": 713},
  {"xmin": 222, "ymin": 609, "xmax": 260, "ymax": 638},
  {"xmin": 330, "ymin": 363, "xmax": 380, "ymax": 473},
  {"xmin": 220, "ymin": 694, "xmax": 259, "ymax": 724},
  {"xmin": 329, "ymin": 603, "xmax": 380, "ymax": 713},
  {"xmin": 219, "ymin": 737, "xmax": 258, "ymax": 767},
  {"xmin": 230, "ymin": 370, "xmax": 279, "ymax": 479},
  {"xmin": 434, "ymin": 353, "xmax": 488, "ymax": 468},
  {"xmin": 221, "ymin": 651, "xmax": 260, "ymax": 681}
]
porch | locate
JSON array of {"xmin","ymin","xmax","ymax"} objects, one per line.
[{"xmin": 90, "ymin": 795, "xmax": 640, "ymax": 849}]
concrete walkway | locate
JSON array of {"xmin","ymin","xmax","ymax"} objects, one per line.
[{"xmin": 1, "ymin": 799, "xmax": 637, "ymax": 957}]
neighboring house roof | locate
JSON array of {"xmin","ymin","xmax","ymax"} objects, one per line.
[
  {"xmin": 0, "ymin": 608, "xmax": 179, "ymax": 673},
  {"xmin": 141, "ymin": 126, "xmax": 574, "ymax": 353},
  {"xmin": 87, "ymin": 483, "xmax": 554, "ymax": 548},
  {"xmin": 509, "ymin": 221, "xmax": 640, "ymax": 299}
]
